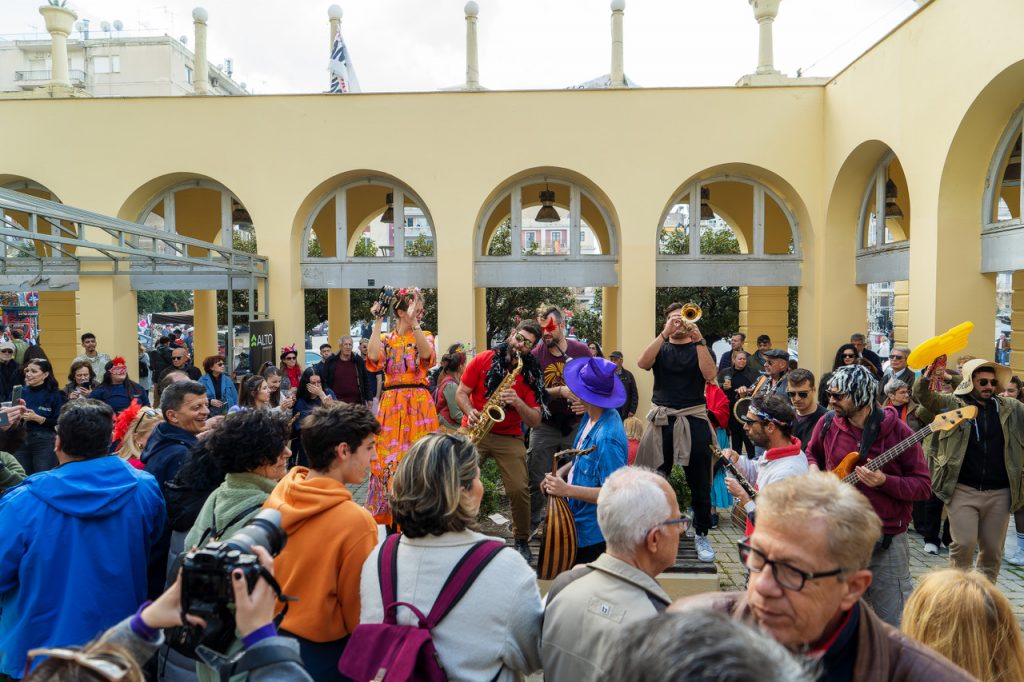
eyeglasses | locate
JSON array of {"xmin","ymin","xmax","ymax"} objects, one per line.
[
  {"xmin": 737, "ymin": 541, "xmax": 843, "ymax": 592},
  {"xmin": 646, "ymin": 515, "xmax": 691, "ymax": 535},
  {"xmin": 786, "ymin": 390, "xmax": 811, "ymax": 399},
  {"xmin": 514, "ymin": 333, "xmax": 536, "ymax": 347},
  {"xmin": 842, "ymin": 353, "xmax": 857, "ymax": 359},
  {"xmin": 977, "ymin": 378, "xmax": 999, "ymax": 387},
  {"xmin": 25, "ymin": 647, "xmax": 130, "ymax": 680},
  {"xmin": 215, "ymin": 361, "xmax": 225, "ymax": 366},
  {"xmin": 826, "ymin": 391, "xmax": 849, "ymax": 401},
  {"xmin": 284, "ymin": 355, "xmax": 297, "ymax": 361},
  {"xmin": 0, "ymin": 350, "xmax": 12, "ymax": 354},
  {"xmin": 890, "ymin": 355, "xmax": 906, "ymax": 361}
]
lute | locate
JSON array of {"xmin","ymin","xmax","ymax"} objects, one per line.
[{"xmin": 831, "ymin": 405, "xmax": 977, "ymax": 484}]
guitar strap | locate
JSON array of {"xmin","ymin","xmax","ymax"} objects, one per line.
[{"xmin": 858, "ymin": 408, "xmax": 885, "ymax": 465}]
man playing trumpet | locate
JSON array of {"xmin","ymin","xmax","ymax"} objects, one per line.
[{"xmin": 635, "ymin": 302, "xmax": 719, "ymax": 563}]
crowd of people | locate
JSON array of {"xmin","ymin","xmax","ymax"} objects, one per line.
[{"xmin": 0, "ymin": 296, "xmax": 1023, "ymax": 681}]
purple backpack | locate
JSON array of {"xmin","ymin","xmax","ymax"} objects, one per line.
[{"xmin": 338, "ymin": 534, "xmax": 505, "ymax": 682}]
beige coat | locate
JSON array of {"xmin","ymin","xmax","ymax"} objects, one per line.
[{"xmin": 541, "ymin": 553, "xmax": 670, "ymax": 682}]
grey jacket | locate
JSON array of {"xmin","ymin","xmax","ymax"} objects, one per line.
[{"xmin": 542, "ymin": 553, "xmax": 670, "ymax": 682}]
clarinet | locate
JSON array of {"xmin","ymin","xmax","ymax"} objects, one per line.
[{"xmin": 717, "ymin": 451, "xmax": 758, "ymax": 500}]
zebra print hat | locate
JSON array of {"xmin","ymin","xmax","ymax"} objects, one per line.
[{"xmin": 828, "ymin": 364, "xmax": 878, "ymax": 408}]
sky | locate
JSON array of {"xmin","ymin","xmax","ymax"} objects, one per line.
[{"xmin": 0, "ymin": 0, "xmax": 919, "ymax": 94}]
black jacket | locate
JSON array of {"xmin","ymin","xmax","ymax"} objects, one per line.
[
  {"xmin": 616, "ymin": 367, "xmax": 639, "ymax": 419},
  {"xmin": 0, "ymin": 360, "xmax": 21, "ymax": 402},
  {"xmin": 319, "ymin": 353, "xmax": 374, "ymax": 403}
]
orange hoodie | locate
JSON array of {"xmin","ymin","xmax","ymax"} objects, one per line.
[{"xmin": 263, "ymin": 467, "xmax": 378, "ymax": 642}]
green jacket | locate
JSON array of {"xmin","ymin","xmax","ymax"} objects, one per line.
[
  {"xmin": 913, "ymin": 376, "xmax": 1024, "ymax": 510},
  {"xmin": 0, "ymin": 451, "xmax": 25, "ymax": 492}
]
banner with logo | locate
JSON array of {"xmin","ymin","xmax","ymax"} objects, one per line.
[{"xmin": 249, "ymin": 320, "xmax": 276, "ymax": 373}]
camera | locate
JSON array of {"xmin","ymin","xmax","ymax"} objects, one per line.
[{"xmin": 172, "ymin": 509, "xmax": 287, "ymax": 655}]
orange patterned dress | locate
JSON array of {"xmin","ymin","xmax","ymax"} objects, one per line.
[{"xmin": 364, "ymin": 330, "xmax": 438, "ymax": 525}]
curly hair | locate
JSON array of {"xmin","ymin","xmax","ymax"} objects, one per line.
[{"xmin": 205, "ymin": 410, "xmax": 292, "ymax": 474}]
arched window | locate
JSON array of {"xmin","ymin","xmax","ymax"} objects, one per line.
[
  {"xmin": 476, "ymin": 175, "xmax": 617, "ymax": 287},
  {"xmin": 982, "ymin": 107, "xmax": 1024, "ymax": 272},
  {"xmin": 300, "ymin": 176, "xmax": 436, "ymax": 289},
  {"xmin": 656, "ymin": 175, "xmax": 801, "ymax": 286},
  {"xmin": 138, "ymin": 180, "xmax": 254, "ymax": 254},
  {"xmin": 856, "ymin": 152, "xmax": 910, "ymax": 284}
]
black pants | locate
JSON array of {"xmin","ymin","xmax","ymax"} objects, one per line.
[
  {"xmin": 14, "ymin": 429, "xmax": 57, "ymax": 475},
  {"xmin": 912, "ymin": 494, "xmax": 951, "ymax": 546},
  {"xmin": 659, "ymin": 415, "xmax": 713, "ymax": 536},
  {"xmin": 574, "ymin": 541, "xmax": 606, "ymax": 566},
  {"xmin": 729, "ymin": 418, "xmax": 756, "ymax": 459},
  {"xmin": 281, "ymin": 631, "xmax": 351, "ymax": 682}
]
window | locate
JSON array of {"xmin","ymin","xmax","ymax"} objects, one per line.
[
  {"xmin": 523, "ymin": 230, "xmax": 538, "ymax": 249},
  {"xmin": 185, "ymin": 66, "xmax": 193, "ymax": 84},
  {"xmin": 93, "ymin": 55, "xmax": 120, "ymax": 73},
  {"xmin": 548, "ymin": 230, "xmax": 567, "ymax": 254}
]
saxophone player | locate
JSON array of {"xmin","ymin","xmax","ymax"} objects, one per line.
[{"xmin": 456, "ymin": 321, "xmax": 547, "ymax": 563}]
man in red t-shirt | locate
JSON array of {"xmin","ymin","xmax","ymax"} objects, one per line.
[{"xmin": 457, "ymin": 320, "xmax": 545, "ymax": 563}]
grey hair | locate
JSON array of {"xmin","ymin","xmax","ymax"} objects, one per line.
[
  {"xmin": 894, "ymin": 346, "xmax": 912, "ymax": 357},
  {"xmin": 828, "ymin": 364, "xmax": 878, "ymax": 408},
  {"xmin": 605, "ymin": 610, "xmax": 816, "ymax": 681},
  {"xmin": 850, "ymin": 332, "xmax": 867, "ymax": 343},
  {"xmin": 884, "ymin": 378, "xmax": 909, "ymax": 396},
  {"xmin": 597, "ymin": 467, "xmax": 672, "ymax": 553}
]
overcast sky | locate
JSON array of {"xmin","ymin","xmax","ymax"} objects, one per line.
[{"xmin": 1, "ymin": 0, "xmax": 918, "ymax": 94}]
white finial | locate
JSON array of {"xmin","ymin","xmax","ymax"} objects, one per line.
[
  {"xmin": 610, "ymin": 0, "xmax": 625, "ymax": 11},
  {"xmin": 328, "ymin": 5, "xmax": 343, "ymax": 20},
  {"xmin": 192, "ymin": 7, "xmax": 208, "ymax": 22},
  {"xmin": 465, "ymin": 1, "xmax": 479, "ymax": 17}
]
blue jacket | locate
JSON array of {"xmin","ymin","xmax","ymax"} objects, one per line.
[
  {"xmin": 90, "ymin": 381, "xmax": 149, "ymax": 414},
  {"xmin": 22, "ymin": 384, "xmax": 65, "ymax": 433},
  {"xmin": 141, "ymin": 422, "xmax": 198, "ymax": 488},
  {"xmin": 0, "ymin": 456, "xmax": 165, "ymax": 677},
  {"xmin": 199, "ymin": 373, "xmax": 239, "ymax": 410},
  {"xmin": 568, "ymin": 409, "xmax": 628, "ymax": 548}
]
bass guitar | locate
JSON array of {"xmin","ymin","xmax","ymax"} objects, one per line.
[{"xmin": 831, "ymin": 405, "xmax": 977, "ymax": 484}]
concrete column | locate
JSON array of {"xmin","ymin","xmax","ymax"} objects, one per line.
[
  {"xmin": 739, "ymin": 286, "xmax": 789, "ymax": 354},
  {"xmin": 328, "ymin": 5, "xmax": 342, "ymax": 50},
  {"xmin": 1012, "ymin": 271, "xmax": 1024, "ymax": 376},
  {"xmin": 39, "ymin": 5, "xmax": 77, "ymax": 87},
  {"xmin": 193, "ymin": 289, "xmax": 218, "ymax": 365},
  {"xmin": 892, "ymin": 280, "xmax": 910, "ymax": 347},
  {"xmin": 465, "ymin": 2, "xmax": 480, "ymax": 90},
  {"xmin": 610, "ymin": 0, "xmax": 625, "ymax": 88},
  {"xmin": 474, "ymin": 288, "xmax": 487, "ymax": 351},
  {"xmin": 76, "ymin": 269, "xmax": 139, "ymax": 378},
  {"xmin": 749, "ymin": 0, "xmax": 782, "ymax": 75},
  {"xmin": 328, "ymin": 289, "xmax": 350, "ymax": 348},
  {"xmin": 192, "ymin": 7, "xmax": 210, "ymax": 95},
  {"xmin": 602, "ymin": 286, "xmax": 619, "ymax": 353},
  {"xmin": 37, "ymin": 291, "xmax": 79, "ymax": 378}
]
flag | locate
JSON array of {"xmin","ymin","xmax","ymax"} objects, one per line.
[{"xmin": 328, "ymin": 29, "xmax": 361, "ymax": 94}]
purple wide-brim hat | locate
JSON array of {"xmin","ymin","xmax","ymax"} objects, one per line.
[{"xmin": 563, "ymin": 356, "xmax": 627, "ymax": 410}]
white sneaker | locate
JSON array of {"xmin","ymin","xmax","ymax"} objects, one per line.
[
  {"xmin": 695, "ymin": 534, "xmax": 716, "ymax": 563},
  {"xmin": 923, "ymin": 542, "xmax": 939, "ymax": 556},
  {"xmin": 1006, "ymin": 550, "xmax": 1024, "ymax": 566}
]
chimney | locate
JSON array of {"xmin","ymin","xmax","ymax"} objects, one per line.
[
  {"xmin": 610, "ymin": 0, "xmax": 625, "ymax": 88},
  {"xmin": 192, "ymin": 7, "xmax": 210, "ymax": 94},
  {"xmin": 464, "ymin": 1, "xmax": 480, "ymax": 90}
]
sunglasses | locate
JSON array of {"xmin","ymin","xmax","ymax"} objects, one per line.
[
  {"xmin": 740, "ymin": 406, "xmax": 788, "ymax": 426},
  {"xmin": 514, "ymin": 333, "xmax": 536, "ymax": 347},
  {"xmin": 977, "ymin": 378, "xmax": 999, "ymax": 387},
  {"xmin": 890, "ymin": 355, "xmax": 906, "ymax": 360},
  {"xmin": 826, "ymin": 391, "xmax": 849, "ymax": 401},
  {"xmin": 842, "ymin": 353, "xmax": 857, "ymax": 359},
  {"xmin": 0, "ymin": 350, "xmax": 12, "ymax": 354},
  {"xmin": 786, "ymin": 390, "xmax": 811, "ymax": 399},
  {"xmin": 284, "ymin": 356, "xmax": 297, "ymax": 361}
]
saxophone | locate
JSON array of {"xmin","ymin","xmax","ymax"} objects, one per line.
[{"xmin": 463, "ymin": 354, "xmax": 524, "ymax": 444}]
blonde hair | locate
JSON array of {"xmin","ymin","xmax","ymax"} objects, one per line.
[
  {"xmin": 902, "ymin": 569, "xmax": 1024, "ymax": 682},
  {"xmin": 115, "ymin": 409, "xmax": 162, "ymax": 461},
  {"xmin": 390, "ymin": 433, "xmax": 480, "ymax": 538},
  {"xmin": 623, "ymin": 416, "xmax": 644, "ymax": 441},
  {"xmin": 755, "ymin": 472, "xmax": 881, "ymax": 573}
]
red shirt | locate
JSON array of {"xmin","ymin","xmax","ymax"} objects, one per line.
[{"xmin": 460, "ymin": 350, "xmax": 540, "ymax": 437}]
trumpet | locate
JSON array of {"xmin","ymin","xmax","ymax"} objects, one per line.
[{"xmin": 681, "ymin": 302, "xmax": 702, "ymax": 323}]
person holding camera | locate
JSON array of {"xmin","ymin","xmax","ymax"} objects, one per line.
[
  {"xmin": 184, "ymin": 410, "xmax": 292, "ymax": 682},
  {"xmin": 63, "ymin": 360, "xmax": 98, "ymax": 401},
  {"xmin": 23, "ymin": 548, "xmax": 312, "ymax": 682},
  {"xmin": 0, "ymin": 400, "xmax": 165, "ymax": 679},
  {"xmin": 264, "ymin": 403, "xmax": 381, "ymax": 681}
]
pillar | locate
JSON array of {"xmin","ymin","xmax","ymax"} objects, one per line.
[
  {"xmin": 1012, "ymin": 271, "xmax": 1024, "ymax": 376},
  {"xmin": 474, "ymin": 288, "xmax": 487, "ymax": 351},
  {"xmin": 76, "ymin": 271, "xmax": 139, "ymax": 377},
  {"xmin": 193, "ymin": 289, "xmax": 218, "ymax": 364},
  {"xmin": 39, "ymin": 5, "xmax": 76, "ymax": 88},
  {"xmin": 892, "ymin": 280, "xmax": 910, "ymax": 347},
  {"xmin": 610, "ymin": 0, "xmax": 625, "ymax": 88},
  {"xmin": 328, "ymin": 5, "xmax": 342, "ymax": 49},
  {"xmin": 602, "ymin": 286, "xmax": 619, "ymax": 352},
  {"xmin": 749, "ymin": 0, "xmax": 782, "ymax": 75},
  {"xmin": 37, "ymin": 291, "xmax": 79, "ymax": 377},
  {"xmin": 739, "ymin": 286, "xmax": 789, "ymax": 353},
  {"xmin": 192, "ymin": 8, "xmax": 210, "ymax": 95},
  {"xmin": 328, "ymin": 289, "xmax": 350, "ymax": 348},
  {"xmin": 464, "ymin": 2, "xmax": 480, "ymax": 90}
]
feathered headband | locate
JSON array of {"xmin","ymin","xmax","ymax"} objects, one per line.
[
  {"xmin": 110, "ymin": 356, "xmax": 127, "ymax": 369},
  {"xmin": 280, "ymin": 344, "xmax": 297, "ymax": 359},
  {"xmin": 112, "ymin": 399, "xmax": 143, "ymax": 444}
]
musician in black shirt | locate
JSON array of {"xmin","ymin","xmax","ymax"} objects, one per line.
[{"xmin": 787, "ymin": 368, "xmax": 826, "ymax": 451}]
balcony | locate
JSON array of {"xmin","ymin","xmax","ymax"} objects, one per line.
[{"xmin": 14, "ymin": 69, "xmax": 86, "ymax": 89}]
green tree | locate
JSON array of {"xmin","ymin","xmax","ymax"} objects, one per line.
[
  {"xmin": 657, "ymin": 227, "xmax": 741, "ymax": 345},
  {"xmin": 788, "ymin": 286, "xmax": 799, "ymax": 340},
  {"xmin": 568, "ymin": 304, "xmax": 602, "ymax": 346},
  {"xmin": 484, "ymin": 220, "xmax": 575, "ymax": 346},
  {"xmin": 137, "ymin": 290, "xmax": 192, "ymax": 315}
]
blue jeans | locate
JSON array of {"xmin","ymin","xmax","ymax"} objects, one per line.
[{"xmin": 14, "ymin": 429, "xmax": 57, "ymax": 475}]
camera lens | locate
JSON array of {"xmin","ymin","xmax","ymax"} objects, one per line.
[{"xmin": 224, "ymin": 508, "xmax": 287, "ymax": 557}]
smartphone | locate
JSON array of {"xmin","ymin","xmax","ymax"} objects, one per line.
[
  {"xmin": 10, "ymin": 385, "xmax": 22, "ymax": 405},
  {"xmin": 0, "ymin": 411, "xmax": 9, "ymax": 427}
]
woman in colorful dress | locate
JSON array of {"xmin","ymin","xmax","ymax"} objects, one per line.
[{"xmin": 365, "ymin": 287, "xmax": 438, "ymax": 526}]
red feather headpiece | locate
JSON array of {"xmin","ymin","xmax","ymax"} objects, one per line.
[
  {"xmin": 112, "ymin": 399, "xmax": 143, "ymax": 444},
  {"xmin": 110, "ymin": 356, "xmax": 127, "ymax": 368}
]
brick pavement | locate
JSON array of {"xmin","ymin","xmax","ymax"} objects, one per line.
[{"xmin": 705, "ymin": 509, "xmax": 1024, "ymax": 625}]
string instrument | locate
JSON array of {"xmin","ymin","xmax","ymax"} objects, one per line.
[
  {"xmin": 831, "ymin": 406, "xmax": 977, "ymax": 483},
  {"xmin": 536, "ymin": 445, "xmax": 596, "ymax": 581}
]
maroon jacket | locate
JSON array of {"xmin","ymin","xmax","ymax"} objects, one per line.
[{"xmin": 806, "ymin": 406, "xmax": 931, "ymax": 534}]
